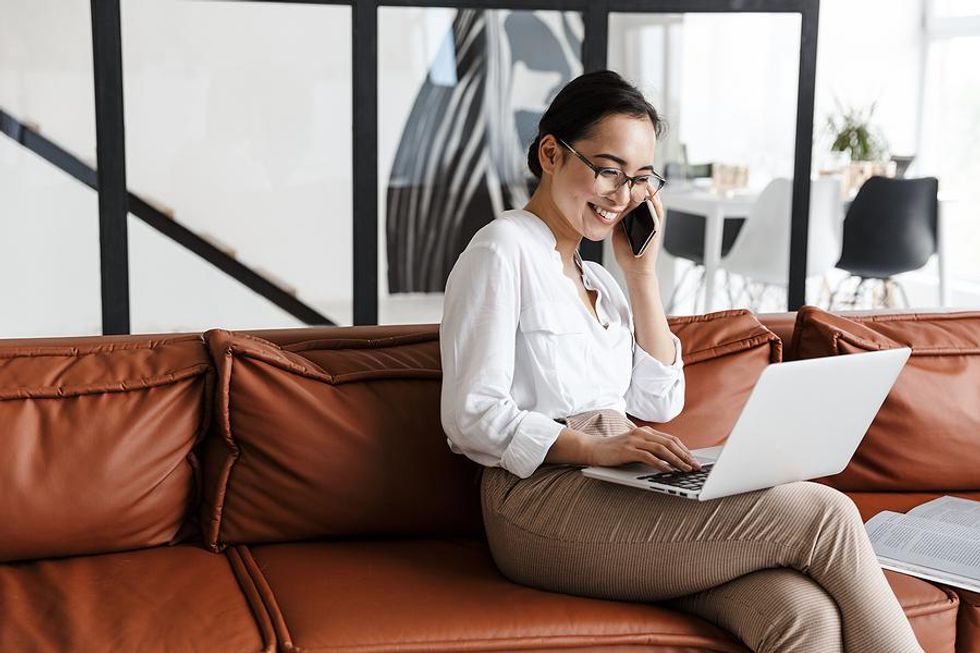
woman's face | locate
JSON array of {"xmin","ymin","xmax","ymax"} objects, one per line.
[{"xmin": 548, "ymin": 113, "xmax": 658, "ymax": 242}]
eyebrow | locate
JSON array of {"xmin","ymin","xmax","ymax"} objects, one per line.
[{"xmin": 594, "ymin": 153, "xmax": 655, "ymax": 172}]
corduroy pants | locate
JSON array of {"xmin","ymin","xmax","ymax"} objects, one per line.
[{"xmin": 480, "ymin": 408, "xmax": 923, "ymax": 653}]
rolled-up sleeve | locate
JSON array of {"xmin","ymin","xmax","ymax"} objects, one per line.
[
  {"xmin": 439, "ymin": 243, "xmax": 564, "ymax": 479},
  {"xmin": 624, "ymin": 332, "xmax": 685, "ymax": 423}
]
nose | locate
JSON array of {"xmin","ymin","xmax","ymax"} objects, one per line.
[{"xmin": 609, "ymin": 180, "xmax": 632, "ymax": 204}]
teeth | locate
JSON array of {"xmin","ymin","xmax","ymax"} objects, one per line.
[{"xmin": 591, "ymin": 203, "xmax": 616, "ymax": 222}]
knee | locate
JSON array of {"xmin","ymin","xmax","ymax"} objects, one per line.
[
  {"xmin": 752, "ymin": 569, "xmax": 843, "ymax": 653},
  {"xmin": 774, "ymin": 481, "xmax": 862, "ymax": 525}
]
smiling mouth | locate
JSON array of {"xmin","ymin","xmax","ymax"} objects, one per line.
[{"xmin": 589, "ymin": 202, "xmax": 619, "ymax": 224}]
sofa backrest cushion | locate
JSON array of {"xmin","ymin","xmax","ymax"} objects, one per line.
[
  {"xmin": 635, "ymin": 310, "xmax": 782, "ymax": 449},
  {"xmin": 201, "ymin": 328, "xmax": 482, "ymax": 551},
  {"xmin": 790, "ymin": 305, "xmax": 980, "ymax": 492},
  {"xmin": 0, "ymin": 335, "xmax": 213, "ymax": 562}
]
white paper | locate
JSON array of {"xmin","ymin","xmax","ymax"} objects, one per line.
[
  {"xmin": 865, "ymin": 509, "xmax": 980, "ymax": 585},
  {"xmin": 877, "ymin": 557, "xmax": 980, "ymax": 594},
  {"xmin": 907, "ymin": 495, "xmax": 980, "ymax": 532}
]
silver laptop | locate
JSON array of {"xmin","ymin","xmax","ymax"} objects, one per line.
[{"xmin": 581, "ymin": 347, "xmax": 911, "ymax": 501}]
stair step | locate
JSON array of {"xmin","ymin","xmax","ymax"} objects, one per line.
[
  {"xmin": 253, "ymin": 266, "xmax": 298, "ymax": 297},
  {"xmin": 199, "ymin": 231, "xmax": 237, "ymax": 259},
  {"xmin": 143, "ymin": 196, "xmax": 175, "ymax": 219}
]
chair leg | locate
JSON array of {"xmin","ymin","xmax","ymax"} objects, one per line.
[
  {"xmin": 724, "ymin": 270, "xmax": 738, "ymax": 309},
  {"xmin": 667, "ymin": 262, "xmax": 696, "ymax": 314},
  {"xmin": 817, "ymin": 275, "xmax": 833, "ymax": 309},
  {"xmin": 828, "ymin": 274, "xmax": 854, "ymax": 311},
  {"xmin": 895, "ymin": 279, "xmax": 912, "ymax": 308},
  {"xmin": 693, "ymin": 266, "xmax": 707, "ymax": 314},
  {"xmin": 852, "ymin": 277, "xmax": 870, "ymax": 309}
]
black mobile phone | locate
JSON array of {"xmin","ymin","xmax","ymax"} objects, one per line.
[{"xmin": 619, "ymin": 199, "xmax": 658, "ymax": 257}]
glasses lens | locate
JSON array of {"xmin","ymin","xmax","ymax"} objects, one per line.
[
  {"xmin": 640, "ymin": 176, "xmax": 666, "ymax": 199},
  {"xmin": 594, "ymin": 169, "xmax": 624, "ymax": 196}
]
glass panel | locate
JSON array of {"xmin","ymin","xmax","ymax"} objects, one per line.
[
  {"xmin": 918, "ymin": 35, "xmax": 980, "ymax": 308},
  {"xmin": 379, "ymin": 7, "xmax": 583, "ymax": 324},
  {"xmin": 122, "ymin": 0, "xmax": 352, "ymax": 331},
  {"xmin": 0, "ymin": 0, "xmax": 96, "ymax": 162},
  {"xmin": 932, "ymin": 0, "xmax": 980, "ymax": 18},
  {"xmin": 813, "ymin": 2, "xmax": 932, "ymax": 310},
  {"xmin": 0, "ymin": 137, "xmax": 101, "ymax": 337},
  {"xmin": 608, "ymin": 12, "xmax": 801, "ymax": 315}
]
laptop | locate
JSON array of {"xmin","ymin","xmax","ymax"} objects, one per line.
[{"xmin": 581, "ymin": 347, "xmax": 911, "ymax": 501}]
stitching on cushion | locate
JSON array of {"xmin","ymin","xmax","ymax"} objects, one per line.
[
  {"xmin": 832, "ymin": 330, "xmax": 980, "ymax": 356},
  {"xmin": 0, "ymin": 335, "xmax": 204, "ymax": 359},
  {"xmin": 0, "ymin": 362, "xmax": 212, "ymax": 401},
  {"xmin": 683, "ymin": 333, "xmax": 781, "ymax": 366},
  {"xmin": 284, "ymin": 331, "xmax": 439, "ymax": 352},
  {"xmin": 234, "ymin": 345, "xmax": 443, "ymax": 385}
]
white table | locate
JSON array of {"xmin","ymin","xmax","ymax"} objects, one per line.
[
  {"xmin": 658, "ymin": 188, "xmax": 757, "ymax": 312},
  {"xmin": 658, "ymin": 186, "xmax": 952, "ymax": 311}
]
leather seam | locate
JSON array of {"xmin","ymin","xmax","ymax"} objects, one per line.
[
  {"xmin": 280, "ymin": 631, "xmax": 745, "ymax": 653},
  {"xmin": 226, "ymin": 546, "xmax": 279, "ymax": 653},
  {"xmin": 238, "ymin": 546, "xmax": 294, "ymax": 652}
]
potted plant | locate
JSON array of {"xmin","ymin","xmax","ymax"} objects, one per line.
[{"xmin": 826, "ymin": 100, "xmax": 894, "ymax": 194}]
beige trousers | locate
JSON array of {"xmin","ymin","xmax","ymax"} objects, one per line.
[{"xmin": 481, "ymin": 409, "xmax": 923, "ymax": 653}]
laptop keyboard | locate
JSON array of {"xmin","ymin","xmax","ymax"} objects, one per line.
[{"xmin": 636, "ymin": 463, "xmax": 714, "ymax": 491}]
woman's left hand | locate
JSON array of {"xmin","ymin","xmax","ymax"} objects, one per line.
[{"xmin": 611, "ymin": 193, "xmax": 664, "ymax": 277}]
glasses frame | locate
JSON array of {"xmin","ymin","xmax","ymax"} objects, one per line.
[{"xmin": 557, "ymin": 138, "xmax": 666, "ymax": 201}]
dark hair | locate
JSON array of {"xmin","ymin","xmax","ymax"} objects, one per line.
[{"xmin": 527, "ymin": 70, "xmax": 665, "ymax": 179}]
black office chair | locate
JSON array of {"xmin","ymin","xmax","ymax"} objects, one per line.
[
  {"xmin": 831, "ymin": 176, "xmax": 939, "ymax": 308},
  {"xmin": 663, "ymin": 211, "xmax": 745, "ymax": 313}
]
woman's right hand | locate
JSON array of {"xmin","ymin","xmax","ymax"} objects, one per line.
[{"xmin": 586, "ymin": 426, "xmax": 701, "ymax": 472}]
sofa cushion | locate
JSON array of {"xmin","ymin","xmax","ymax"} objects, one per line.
[
  {"xmin": 954, "ymin": 588, "xmax": 980, "ymax": 653},
  {"xmin": 884, "ymin": 570, "xmax": 960, "ymax": 653},
  {"xmin": 240, "ymin": 539, "xmax": 750, "ymax": 653},
  {"xmin": 790, "ymin": 306, "xmax": 980, "ymax": 491},
  {"xmin": 201, "ymin": 328, "xmax": 482, "ymax": 551},
  {"xmin": 0, "ymin": 544, "xmax": 273, "ymax": 652},
  {"xmin": 0, "ymin": 335, "xmax": 212, "ymax": 562},
  {"xmin": 239, "ymin": 539, "xmax": 958, "ymax": 653},
  {"xmin": 635, "ymin": 310, "xmax": 782, "ymax": 449}
]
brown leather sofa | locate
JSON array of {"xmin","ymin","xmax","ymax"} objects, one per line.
[{"xmin": 1, "ymin": 306, "xmax": 977, "ymax": 652}]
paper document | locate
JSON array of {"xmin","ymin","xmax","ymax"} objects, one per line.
[{"xmin": 864, "ymin": 496, "xmax": 980, "ymax": 593}]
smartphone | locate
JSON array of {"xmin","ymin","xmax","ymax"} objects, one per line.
[{"xmin": 619, "ymin": 198, "xmax": 659, "ymax": 257}]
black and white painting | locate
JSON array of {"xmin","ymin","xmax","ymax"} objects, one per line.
[{"xmin": 386, "ymin": 10, "xmax": 583, "ymax": 293}]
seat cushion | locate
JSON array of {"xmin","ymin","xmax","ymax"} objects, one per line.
[
  {"xmin": 201, "ymin": 328, "xmax": 483, "ymax": 551},
  {"xmin": 0, "ymin": 334, "xmax": 213, "ymax": 562},
  {"xmin": 636, "ymin": 310, "xmax": 781, "ymax": 449},
  {"xmin": 789, "ymin": 306, "xmax": 980, "ymax": 491},
  {"xmin": 240, "ymin": 538, "xmax": 958, "ymax": 653},
  {"xmin": 884, "ymin": 570, "xmax": 959, "ymax": 653},
  {"xmin": 241, "ymin": 539, "xmax": 748, "ymax": 653},
  {"xmin": 845, "ymin": 490, "xmax": 979, "ymax": 653},
  {"xmin": 954, "ymin": 587, "xmax": 980, "ymax": 653},
  {"xmin": 0, "ymin": 545, "xmax": 273, "ymax": 652}
]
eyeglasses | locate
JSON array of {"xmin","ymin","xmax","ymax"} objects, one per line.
[{"xmin": 558, "ymin": 138, "xmax": 666, "ymax": 201}]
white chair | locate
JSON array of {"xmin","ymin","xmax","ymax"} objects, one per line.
[{"xmin": 719, "ymin": 177, "xmax": 842, "ymax": 310}]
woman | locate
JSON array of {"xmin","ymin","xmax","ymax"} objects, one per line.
[{"xmin": 439, "ymin": 70, "xmax": 922, "ymax": 653}]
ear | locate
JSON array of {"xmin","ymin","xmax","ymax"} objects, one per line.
[{"xmin": 537, "ymin": 134, "xmax": 563, "ymax": 175}]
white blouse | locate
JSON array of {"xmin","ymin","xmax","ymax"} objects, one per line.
[{"xmin": 439, "ymin": 209, "xmax": 685, "ymax": 479}]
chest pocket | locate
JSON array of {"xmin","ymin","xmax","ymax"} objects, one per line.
[{"xmin": 518, "ymin": 301, "xmax": 588, "ymax": 402}]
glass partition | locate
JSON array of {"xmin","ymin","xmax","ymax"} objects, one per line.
[
  {"xmin": 607, "ymin": 12, "xmax": 802, "ymax": 315},
  {"xmin": 0, "ymin": 0, "xmax": 101, "ymax": 337},
  {"xmin": 378, "ymin": 7, "xmax": 583, "ymax": 325},
  {"xmin": 0, "ymin": 138, "xmax": 102, "ymax": 337},
  {"xmin": 122, "ymin": 0, "xmax": 353, "ymax": 331}
]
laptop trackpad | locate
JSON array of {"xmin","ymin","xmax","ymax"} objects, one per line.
[{"xmin": 692, "ymin": 446, "xmax": 723, "ymax": 464}]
